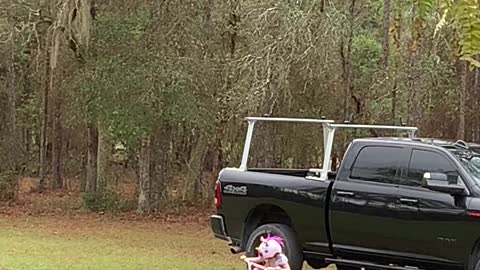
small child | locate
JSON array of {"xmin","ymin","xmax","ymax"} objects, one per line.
[{"xmin": 240, "ymin": 234, "xmax": 291, "ymax": 270}]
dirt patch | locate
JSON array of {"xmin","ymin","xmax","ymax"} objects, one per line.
[
  {"xmin": 0, "ymin": 176, "xmax": 215, "ymax": 233},
  {"xmin": 0, "ymin": 194, "xmax": 213, "ymax": 227},
  {"xmin": 4, "ymin": 189, "xmax": 84, "ymax": 215}
]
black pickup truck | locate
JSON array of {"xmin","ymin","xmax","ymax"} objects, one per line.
[{"xmin": 210, "ymin": 117, "xmax": 480, "ymax": 270}]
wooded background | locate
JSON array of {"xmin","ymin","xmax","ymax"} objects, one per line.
[{"xmin": 1, "ymin": 0, "xmax": 480, "ymax": 213}]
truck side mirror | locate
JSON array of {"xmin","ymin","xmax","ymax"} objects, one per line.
[{"xmin": 422, "ymin": 172, "xmax": 466, "ymax": 196}]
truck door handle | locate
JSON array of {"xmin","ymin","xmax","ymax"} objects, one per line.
[
  {"xmin": 336, "ymin": 191, "xmax": 355, "ymax": 197},
  {"xmin": 400, "ymin": 198, "xmax": 418, "ymax": 204}
]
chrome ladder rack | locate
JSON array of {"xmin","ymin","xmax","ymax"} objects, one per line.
[{"xmin": 239, "ymin": 116, "xmax": 418, "ymax": 181}]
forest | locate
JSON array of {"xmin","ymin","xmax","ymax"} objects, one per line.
[{"xmin": 1, "ymin": 0, "xmax": 480, "ymax": 214}]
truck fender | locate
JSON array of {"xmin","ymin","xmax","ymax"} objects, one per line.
[{"xmin": 241, "ymin": 204, "xmax": 294, "ymax": 249}]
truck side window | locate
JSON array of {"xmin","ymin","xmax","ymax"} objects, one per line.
[
  {"xmin": 405, "ymin": 149, "xmax": 458, "ymax": 187},
  {"xmin": 350, "ymin": 146, "xmax": 403, "ymax": 184}
]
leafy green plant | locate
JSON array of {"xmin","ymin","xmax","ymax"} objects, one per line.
[{"xmin": 425, "ymin": 0, "xmax": 480, "ymax": 66}]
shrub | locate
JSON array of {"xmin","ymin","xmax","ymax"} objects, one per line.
[
  {"xmin": 82, "ymin": 189, "xmax": 130, "ymax": 213},
  {"xmin": 0, "ymin": 171, "xmax": 18, "ymax": 201}
]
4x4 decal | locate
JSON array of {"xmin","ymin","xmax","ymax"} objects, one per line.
[{"xmin": 223, "ymin": 185, "xmax": 247, "ymax": 196}]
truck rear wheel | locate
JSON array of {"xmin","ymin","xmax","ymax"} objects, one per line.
[
  {"xmin": 473, "ymin": 251, "xmax": 480, "ymax": 270},
  {"xmin": 245, "ymin": 223, "xmax": 303, "ymax": 270},
  {"xmin": 469, "ymin": 244, "xmax": 480, "ymax": 270}
]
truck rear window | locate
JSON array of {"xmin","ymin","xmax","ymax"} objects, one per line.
[{"xmin": 350, "ymin": 146, "xmax": 403, "ymax": 184}]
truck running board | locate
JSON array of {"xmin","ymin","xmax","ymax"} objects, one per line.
[{"xmin": 325, "ymin": 258, "xmax": 424, "ymax": 270}]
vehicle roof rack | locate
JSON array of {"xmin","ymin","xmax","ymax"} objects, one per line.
[
  {"xmin": 245, "ymin": 117, "xmax": 335, "ymax": 124},
  {"xmin": 454, "ymin": 140, "xmax": 469, "ymax": 149},
  {"xmin": 328, "ymin": 123, "xmax": 418, "ymax": 132},
  {"xmin": 239, "ymin": 116, "xmax": 418, "ymax": 181}
]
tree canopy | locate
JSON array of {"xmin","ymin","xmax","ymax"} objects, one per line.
[{"xmin": 1, "ymin": 0, "xmax": 480, "ymax": 212}]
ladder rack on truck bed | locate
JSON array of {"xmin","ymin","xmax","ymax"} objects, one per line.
[{"xmin": 239, "ymin": 117, "xmax": 418, "ymax": 181}]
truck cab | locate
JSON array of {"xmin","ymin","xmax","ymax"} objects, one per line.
[{"xmin": 329, "ymin": 138, "xmax": 480, "ymax": 270}]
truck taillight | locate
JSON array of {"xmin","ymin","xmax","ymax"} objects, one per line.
[{"xmin": 214, "ymin": 180, "xmax": 222, "ymax": 208}]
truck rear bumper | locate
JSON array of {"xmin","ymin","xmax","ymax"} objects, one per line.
[{"xmin": 210, "ymin": 214, "xmax": 230, "ymax": 241}]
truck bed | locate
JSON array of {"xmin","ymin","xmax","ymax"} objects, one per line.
[{"xmin": 217, "ymin": 168, "xmax": 334, "ymax": 255}]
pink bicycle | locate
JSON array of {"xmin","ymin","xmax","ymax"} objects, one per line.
[
  {"xmin": 245, "ymin": 260, "xmax": 282, "ymax": 270},
  {"xmin": 245, "ymin": 260, "xmax": 265, "ymax": 270}
]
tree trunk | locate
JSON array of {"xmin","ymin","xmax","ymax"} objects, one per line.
[
  {"xmin": 39, "ymin": 47, "xmax": 51, "ymax": 190},
  {"xmin": 407, "ymin": 8, "xmax": 421, "ymax": 126},
  {"xmin": 137, "ymin": 135, "xmax": 151, "ymax": 214},
  {"xmin": 209, "ymin": 0, "xmax": 240, "ymax": 174},
  {"xmin": 475, "ymin": 57, "xmax": 480, "ymax": 142},
  {"xmin": 341, "ymin": 0, "xmax": 356, "ymax": 121},
  {"xmin": 391, "ymin": 82, "xmax": 397, "ymax": 123},
  {"xmin": 148, "ymin": 125, "xmax": 174, "ymax": 212},
  {"xmin": 8, "ymin": 51, "xmax": 16, "ymax": 137},
  {"xmin": 0, "ymin": 46, "xmax": 19, "ymax": 172},
  {"xmin": 80, "ymin": 127, "xmax": 88, "ymax": 192},
  {"xmin": 382, "ymin": 0, "xmax": 395, "ymax": 122},
  {"xmin": 96, "ymin": 124, "xmax": 110, "ymax": 192},
  {"xmin": 81, "ymin": 147, "xmax": 87, "ymax": 192},
  {"xmin": 457, "ymin": 62, "xmax": 467, "ymax": 140},
  {"xmin": 51, "ymin": 89, "xmax": 63, "ymax": 189},
  {"xmin": 85, "ymin": 124, "xmax": 98, "ymax": 193},
  {"xmin": 382, "ymin": 0, "xmax": 391, "ymax": 68},
  {"xmin": 187, "ymin": 133, "xmax": 208, "ymax": 203},
  {"xmin": 49, "ymin": 25, "xmax": 64, "ymax": 189},
  {"xmin": 25, "ymin": 128, "xmax": 31, "ymax": 154}
]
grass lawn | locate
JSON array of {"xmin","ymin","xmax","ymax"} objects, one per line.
[{"xmin": 0, "ymin": 214, "xmax": 243, "ymax": 270}]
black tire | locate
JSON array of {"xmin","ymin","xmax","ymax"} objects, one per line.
[
  {"xmin": 473, "ymin": 253, "xmax": 480, "ymax": 270},
  {"xmin": 244, "ymin": 223, "xmax": 303, "ymax": 270},
  {"xmin": 336, "ymin": 265, "xmax": 359, "ymax": 270},
  {"xmin": 306, "ymin": 259, "xmax": 328, "ymax": 269},
  {"xmin": 470, "ymin": 246, "xmax": 480, "ymax": 270}
]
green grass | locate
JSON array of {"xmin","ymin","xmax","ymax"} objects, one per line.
[{"xmin": 0, "ymin": 215, "xmax": 242, "ymax": 270}]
